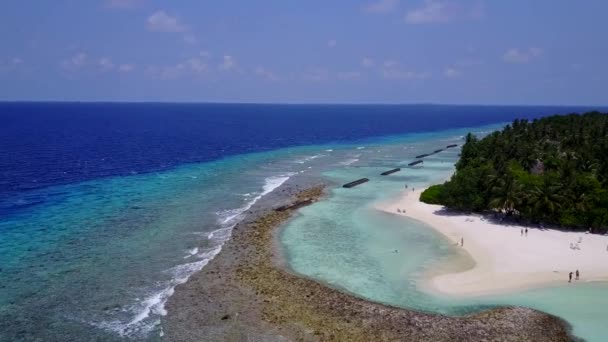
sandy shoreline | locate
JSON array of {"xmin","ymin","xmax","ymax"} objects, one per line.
[
  {"xmin": 377, "ymin": 188, "xmax": 608, "ymax": 297},
  {"xmin": 163, "ymin": 184, "xmax": 575, "ymax": 341}
]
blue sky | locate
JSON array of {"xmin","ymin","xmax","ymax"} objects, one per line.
[{"xmin": 0, "ymin": 0, "xmax": 606, "ymax": 104}]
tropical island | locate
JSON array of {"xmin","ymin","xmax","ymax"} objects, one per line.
[{"xmin": 421, "ymin": 112, "xmax": 608, "ymax": 232}]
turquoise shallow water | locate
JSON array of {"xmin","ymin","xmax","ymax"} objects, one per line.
[{"xmin": 280, "ymin": 125, "xmax": 608, "ymax": 342}]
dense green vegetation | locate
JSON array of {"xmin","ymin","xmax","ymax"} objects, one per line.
[{"xmin": 421, "ymin": 112, "xmax": 608, "ymax": 232}]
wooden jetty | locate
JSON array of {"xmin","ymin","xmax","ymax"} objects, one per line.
[
  {"xmin": 446, "ymin": 144, "xmax": 458, "ymax": 148},
  {"xmin": 415, "ymin": 153, "xmax": 430, "ymax": 159},
  {"xmin": 408, "ymin": 160, "xmax": 423, "ymax": 167},
  {"xmin": 433, "ymin": 149, "xmax": 443, "ymax": 153},
  {"xmin": 380, "ymin": 168, "xmax": 401, "ymax": 176},
  {"xmin": 342, "ymin": 178, "xmax": 369, "ymax": 188}
]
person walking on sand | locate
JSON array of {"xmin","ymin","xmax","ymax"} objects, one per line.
[
  {"xmin": 461, "ymin": 237, "xmax": 464, "ymax": 247},
  {"xmin": 576, "ymin": 269, "xmax": 580, "ymax": 280},
  {"xmin": 525, "ymin": 228, "xmax": 528, "ymax": 236},
  {"xmin": 569, "ymin": 272, "xmax": 573, "ymax": 283},
  {"xmin": 521, "ymin": 229, "xmax": 523, "ymax": 236}
]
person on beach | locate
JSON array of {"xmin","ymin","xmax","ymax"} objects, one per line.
[
  {"xmin": 576, "ymin": 269, "xmax": 580, "ymax": 280},
  {"xmin": 461, "ymin": 237, "xmax": 464, "ymax": 247},
  {"xmin": 525, "ymin": 228, "xmax": 528, "ymax": 236},
  {"xmin": 569, "ymin": 272, "xmax": 573, "ymax": 283},
  {"xmin": 521, "ymin": 229, "xmax": 523, "ymax": 236}
]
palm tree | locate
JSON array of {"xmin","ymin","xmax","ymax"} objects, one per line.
[
  {"xmin": 528, "ymin": 180, "xmax": 564, "ymax": 221},
  {"xmin": 489, "ymin": 177, "xmax": 523, "ymax": 215}
]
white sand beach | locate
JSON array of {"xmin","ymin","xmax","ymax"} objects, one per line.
[{"xmin": 377, "ymin": 189, "xmax": 608, "ymax": 297}]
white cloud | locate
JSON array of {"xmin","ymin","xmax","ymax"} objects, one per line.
[
  {"xmin": 146, "ymin": 64, "xmax": 185, "ymax": 79},
  {"xmin": 99, "ymin": 57, "xmax": 115, "ymax": 71},
  {"xmin": 337, "ymin": 71, "xmax": 362, "ymax": 80},
  {"xmin": 61, "ymin": 52, "xmax": 88, "ymax": 70},
  {"xmin": 0, "ymin": 57, "xmax": 24, "ymax": 72},
  {"xmin": 146, "ymin": 11, "xmax": 187, "ymax": 32},
  {"xmin": 383, "ymin": 69, "xmax": 430, "ymax": 80},
  {"xmin": 61, "ymin": 52, "xmax": 135, "ymax": 75},
  {"xmin": 444, "ymin": 67, "xmax": 461, "ymax": 78},
  {"xmin": 105, "ymin": 0, "xmax": 142, "ymax": 9},
  {"xmin": 383, "ymin": 60, "xmax": 400, "ymax": 68},
  {"xmin": 327, "ymin": 39, "xmax": 337, "ymax": 48},
  {"xmin": 502, "ymin": 48, "xmax": 543, "ymax": 64},
  {"xmin": 381, "ymin": 61, "xmax": 429, "ymax": 80},
  {"xmin": 362, "ymin": 0, "xmax": 400, "ymax": 13},
  {"xmin": 147, "ymin": 57, "xmax": 208, "ymax": 79},
  {"xmin": 218, "ymin": 55, "xmax": 237, "ymax": 71},
  {"xmin": 118, "ymin": 64, "xmax": 135, "ymax": 73},
  {"xmin": 254, "ymin": 67, "xmax": 279, "ymax": 81},
  {"xmin": 187, "ymin": 58, "xmax": 207, "ymax": 73},
  {"xmin": 405, "ymin": 0, "xmax": 484, "ymax": 24},
  {"xmin": 362, "ymin": 57, "xmax": 375, "ymax": 68},
  {"xmin": 405, "ymin": 1, "xmax": 451, "ymax": 24}
]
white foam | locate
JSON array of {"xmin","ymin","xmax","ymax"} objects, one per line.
[
  {"xmin": 206, "ymin": 227, "xmax": 232, "ymax": 242},
  {"xmin": 293, "ymin": 154, "xmax": 324, "ymax": 164},
  {"xmin": 97, "ymin": 246, "xmax": 223, "ymax": 338},
  {"xmin": 183, "ymin": 247, "xmax": 199, "ymax": 259},
  {"xmin": 216, "ymin": 173, "xmax": 294, "ymax": 227},
  {"xmin": 339, "ymin": 158, "xmax": 359, "ymax": 166},
  {"xmin": 325, "ymin": 149, "xmax": 333, "ymax": 152},
  {"xmin": 96, "ymin": 173, "xmax": 293, "ymax": 339},
  {"xmin": 357, "ymin": 146, "xmax": 365, "ymax": 150}
]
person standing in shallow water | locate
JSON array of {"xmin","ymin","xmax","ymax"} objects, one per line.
[
  {"xmin": 576, "ymin": 269, "xmax": 580, "ymax": 280},
  {"xmin": 569, "ymin": 272, "xmax": 573, "ymax": 283}
]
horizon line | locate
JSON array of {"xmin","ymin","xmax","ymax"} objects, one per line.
[{"xmin": 1, "ymin": 100, "xmax": 608, "ymax": 108}]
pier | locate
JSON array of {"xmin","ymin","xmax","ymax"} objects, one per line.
[
  {"xmin": 380, "ymin": 168, "xmax": 401, "ymax": 176},
  {"xmin": 342, "ymin": 178, "xmax": 369, "ymax": 188},
  {"xmin": 408, "ymin": 160, "xmax": 423, "ymax": 167},
  {"xmin": 433, "ymin": 149, "xmax": 443, "ymax": 153},
  {"xmin": 446, "ymin": 144, "xmax": 458, "ymax": 148},
  {"xmin": 415, "ymin": 153, "xmax": 430, "ymax": 159}
]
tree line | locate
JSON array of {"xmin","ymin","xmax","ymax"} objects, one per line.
[{"xmin": 420, "ymin": 112, "xmax": 608, "ymax": 232}]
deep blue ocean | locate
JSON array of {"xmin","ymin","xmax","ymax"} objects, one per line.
[{"xmin": 0, "ymin": 102, "xmax": 605, "ymax": 341}]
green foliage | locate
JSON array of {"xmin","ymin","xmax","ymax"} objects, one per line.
[
  {"xmin": 431, "ymin": 112, "xmax": 608, "ymax": 231},
  {"xmin": 420, "ymin": 184, "xmax": 445, "ymax": 204}
]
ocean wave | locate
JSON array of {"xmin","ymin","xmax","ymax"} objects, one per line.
[
  {"xmin": 339, "ymin": 158, "xmax": 359, "ymax": 166},
  {"xmin": 216, "ymin": 173, "xmax": 294, "ymax": 226},
  {"xmin": 95, "ymin": 173, "xmax": 293, "ymax": 339},
  {"xmin": 96, "ymin": 246, "xmax": 222, "ymax": 338},
  {"xmin": 293, "ymin": 154, "xmax": 324, "ymax": 164},
  {"xmin": 206, "ymin": 227, "xmax": 232, "ymax": 241},
  {"xmin": 183, "ymin": 247, "xmax": 198, "ymax": 259},
  {"xmin": 356, "ymin": 146, "xmax": 365, "ymax": 150}
]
